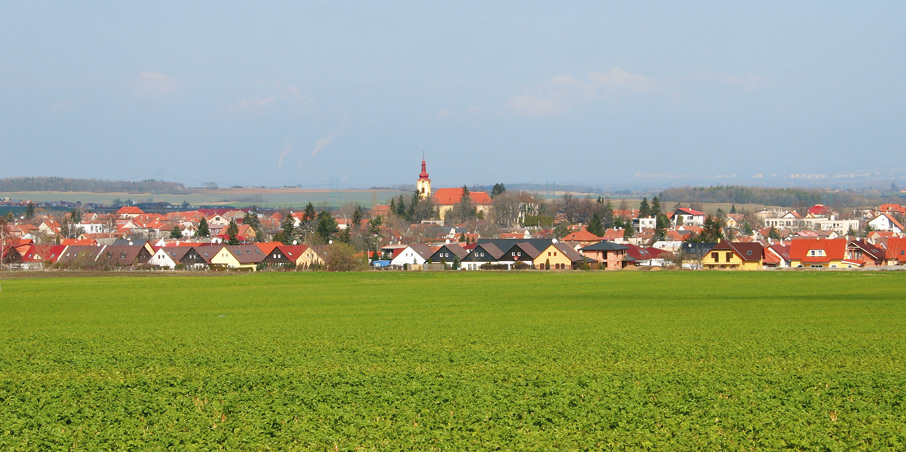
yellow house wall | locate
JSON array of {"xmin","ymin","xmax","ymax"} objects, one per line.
[
  {"xmin": 702, "ymin": 250, "xmax": 742, "ymax": 268},
  {"xmin": 211, "ymin": 249, "xmax": 256, "ymax": 270},
  {"xmin": 294, "ymin": 249, "xmax": 324, "ymax": 268},
  {"xmin": 437, "ymin": 204, "xmax": 491, "ymax": 221},
  {"xmin": 534, "ymin": 246, "xmax": 573, "ymax": 269}
]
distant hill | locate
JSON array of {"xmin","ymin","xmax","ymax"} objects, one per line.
[{"xmin": 0, "ymin": 177, "xmax": 190, "ymax": 194}]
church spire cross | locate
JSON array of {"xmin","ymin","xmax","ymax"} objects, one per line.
[{"xmin": 419, "ymin": 156, "xmax": 430, "ymax": 180}]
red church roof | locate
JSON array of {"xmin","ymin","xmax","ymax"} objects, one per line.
[
  {"xmin": 432, "ymin": 188, "xmax": 492, "ymax": 205},
  {"xmin": 418, "ymin": 158, "xmax": 430, "ymax": 180}
]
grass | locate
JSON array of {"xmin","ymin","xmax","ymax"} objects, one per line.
[{"xmin": 1, "ymin": 271, "xmax": 905, "ymax": 450}]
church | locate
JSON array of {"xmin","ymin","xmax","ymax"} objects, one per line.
[{"xmin": 417, "ymin": 158, "xmax": 492, "ymax": 221}]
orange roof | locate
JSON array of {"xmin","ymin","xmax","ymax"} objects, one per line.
[
  {"xmin": 789, "ymin": 238, "xmax": 846, "ymax": 262},
  {"xmin": 886, "ymin": 237, "xmax": 906, "ymax": 263},
  {"xmin": 432, "ymin": 188, "xmax": 492, "ymax": 205},
  {"xmin": 61, "ymin": 238, "xmax": 97, "ymax": 246},
  {"xmin": 117, "ymin": 206, "xmax": 145, "ymax": 215},
  {"xmin": 255, "ymin": 242, "xmax": 283, "ymax": 254},
  {"xmin": 562, "ymin": 229, "xmax": 604, "ymax": 242}
]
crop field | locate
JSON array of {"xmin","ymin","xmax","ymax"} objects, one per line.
[{"xmin": 1, "ymin": 271, "xmax": 905, "ymax": 450}]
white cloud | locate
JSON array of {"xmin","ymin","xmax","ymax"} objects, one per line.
[
  {"xmin": 587, "ymin": 68, "xmax": 655, "ymax": 93},
  {"xmin": 132, "ymin": 71, "xmax": 177, "ymax": 99},
  {"xmin": 506, "ymin": 68, "xmax": 652, "ymax": 117}
]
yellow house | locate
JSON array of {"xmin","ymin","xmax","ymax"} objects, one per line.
[
  {"xmin": 210, "ymin": 245, "xmax": 265, "ymax": 270},
  {"xmin": 702, "ymin": 241, "xmax": 764, "ymax": 270},
  {"xmin": 291, "ymin": 245, "xmax": 325, "ymax": 269},
  {"xmin": 534, "ymin": 243, "xmax": 588, "ymax": 270}
]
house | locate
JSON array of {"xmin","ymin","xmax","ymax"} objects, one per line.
[
  {"xmin": 55, "ymin": 245, "xmax": 105, "ymax": 268},
  {"xmin": 764, "ymin": 244, "xmax": 792, "ymax": 268},
  {"xmin": 17, "ymin": 244, "xmax": 67, "ymax": 268},
  {"xmin": 461, "ymin": 243, "xmax": 505, "ymax": 270},
  {"xmin": 867, "ymin": 213, "xmax": 904, "ymax": 233},
  {"xmin": 878, "ymin": 203, "xmax": 905, "ymax": 216},
  {"xmin": 623, "ymin": 244, "xmax": 672, "ymax": 267},
  {"xmin": 93, "ymin": 245, "xmax": 153, "ymax": 268},
  {"xmin": 788, "ymin": 238, "xmax": 854, "ymax": 268},
  {"xmin": 258, "ymin": 244, "xmax": 322, "ymax": 269},
  {"xmin": 428, "ymin": 243, "xmax": 469, "ymax": 268},
  {"xmin": 210, "ymin": 245, "xmax": 266, "ymax": 270},
  {"xmin": 806, "ymin": 204, "xmax": 832, "ymax": 218},
  {"xmin": 116, "ymin": 206, "xmax": 145, "ymax": 218},
  {"xmin": 389, "ymin": 244, "xmax": 435, "ymax": 268},
  {"xmin": 560, "ymin": 229, "xmax": 604, "ymax": 248},
  {"xmin": 497, "ymin": 242, "xmax": 542, "ymax": 269},
  {"xmin": 845, "ymin": 240, "xmax": 885, "ymax": 267},
  {"xmin": 701, "ymin": 242, "xmax": 764, "ymax": 270},
  {"xmin": 671, "ymin": 207, "xmax": 705, "ymax": 227},
  {"xmin": 884, "ymin": 237, "xmax": 906, "ymax": 265},
  {"xmin": 534, "ymin": 242, "xmax": 592, "ymax": 270},
  {"xmin": 579, "ymin": 241, "xmax": 628, "ymax": 270},
  {"xmin": 432, "ymin": 187, "xmax": 493, "ymax": 222},
  {"xmin": 676, "ymin": 242, "xmax": 718, "ymax": 269},
  {"xmin": 151, "ymin": 245, "xmax": 214, "ymax": 269}
]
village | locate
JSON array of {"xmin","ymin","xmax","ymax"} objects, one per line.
[{"xmin": 2, "ymin": 159, "xmax": 906, "ymax": 272}]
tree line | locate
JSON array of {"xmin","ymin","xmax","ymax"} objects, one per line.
[{"xmin": 0, "ymin": 177, "xmax": 190, "ymax": 194}]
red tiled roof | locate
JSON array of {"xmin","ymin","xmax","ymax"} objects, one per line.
[
  {"xmin": 807, "ymin": 204, "xmax": 831, "ymax": 216},
  {"xmin": 117, "ymin": 206, "xmax": 145, "ymax": 215},
  {"xmin": 886, "ymin": 237, "xmax": 906, "ymax": 263},
  {"xmin": 561, "ymin": 229, "xmax": 604, "ymax": 242},
  {"xmin": 789, "ymin": 238, "xmax": 846, "ymax": 262},
  {"xmin": 676, "ymin": 207, "xmax": 704, "ymax": 216},
  {"xmin": 432, "ymin": 188, "xmax": 492, "ymax": 205}
]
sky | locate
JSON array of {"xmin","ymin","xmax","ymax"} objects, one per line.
[{"xmin": 2, "ymin": 2, "xmax": 905, "ymax": 190}]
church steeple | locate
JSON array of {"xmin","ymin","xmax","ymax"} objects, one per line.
[{"xmin": 417, "ymin": 156, "xmax": 431, "ymax": 198}]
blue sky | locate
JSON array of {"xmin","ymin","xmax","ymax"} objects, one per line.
[{"xmin": 2, "ymin": 2, "xmax": 904, "ymax": 189}]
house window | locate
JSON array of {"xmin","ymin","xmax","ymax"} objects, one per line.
[
  {"xmin": 725, "ymin": 252, "xmax": 732, "ymax": 262},
  {"xmin": 711, "ymin": 252, "xmax": 718, "ymax": 261}
]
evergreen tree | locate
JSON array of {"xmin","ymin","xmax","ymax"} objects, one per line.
[
  {"xmin": 278, "ymin": 213, "xmax": 296, "ymax": 245},
  {"xmin": 700, "ymin": 215, "xmax": 723, "ymax": 242},
  {"xmin": 304, "ymin": 202, "xmax": 316, "ymax": 223},
  {"xmin": 650, "ymin": 196, "xmax": 661, "ymax": 216},
  {"xmin": 639, "ymin": 197, "xmax": 651, "ymax": 218},
  {"xmin": 587, "ymin": 213, "xmax": 605, "ymax": 237},
  {"xmin": 351, "ymin": 205, "xmax": 364, "ymax": 231},
  {"xmin": 395, "ymin": 195, "xmax": 407, "ymax": 217},
  {"xmin": 170, "ymin": 225, "xmax": 183, "ymax": 239},
  {"xmin": 25, "ymin": 202, "xmax": 35, "ymax": 219},
  {"xmin": 491, "ymin": 183, "xmax": 506, "ymax": 197},
  {"xmin": 768, "ymin": 226, "xmax": 781, "ymax": 240},
  {"xmin": 623, "ymin": 222, "xmax": 635, "ymax": 241},
  {"xmin": 654, "ymin": 213, "xmax": 670, "ymax": 242},
  {"xmin": 602, "ymin": 198, "xmax": 615, "ymax": 228},
  {"xmin": 196, "ymin": 216, "xmax": 210, "ymax": 238},
  {"xmin": 369, "ymin": 216, "xmax": 383, "ymax": 236},
  {"xmin": 316, "ymin": 211, "xmax": 338, "ymax": 243},
  {"xmin": 730, "ymin": 204, "xmax": 737, "ymax": 214},
  {"xmin": 226, "ymin": 218, "xmax": 240, "ymax": 245},
  {"xmin": 243, "ymin": 208, "xmax": 263, "ymax": 242}
]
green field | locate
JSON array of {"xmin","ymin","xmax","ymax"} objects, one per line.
[{"xmin": 1, "ymin": 271, "xmax": 905, "ymax": 450}]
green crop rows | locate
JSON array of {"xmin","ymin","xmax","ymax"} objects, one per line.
[{"xmin": 1, "ymin": 271, "xmax": 905, "ymax": 450}]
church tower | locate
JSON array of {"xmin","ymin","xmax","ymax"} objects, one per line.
[{"xmin": 417, "ymin": 157, "xmax": 431, "ymax": 199}]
